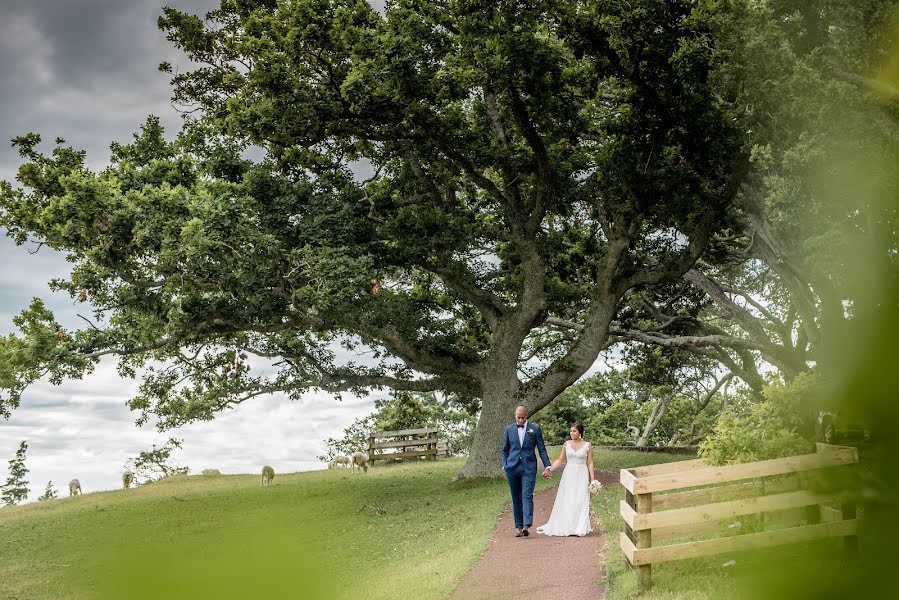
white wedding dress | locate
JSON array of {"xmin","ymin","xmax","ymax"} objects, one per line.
[{"xmin": 536, "ymin": 441, "xmax": 593, "ymax": 537}]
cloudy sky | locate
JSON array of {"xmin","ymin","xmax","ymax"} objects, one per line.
[{"xmin": 0, "ymin": 0, "xmax": 391, "ymax": 502}]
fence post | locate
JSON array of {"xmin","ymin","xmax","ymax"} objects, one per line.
[
  {"xmin": 368, "ymin": 434, "xmax": 375, "ymax": 468},
  {"xmin": 842, "ymin": 501, "xmax": 858, "ymax": 554},
  {"xmin": 636, "ymin": 492, "xmax": 653, "ymax": 591},
  {"xmin": 429, "ymin": 428, "xmax": 437, "ymax": 461}
]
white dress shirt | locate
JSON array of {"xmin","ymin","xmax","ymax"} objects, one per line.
[{"xmin": 518, "ymin": 420, "xmax": 528, "ymax": 447}]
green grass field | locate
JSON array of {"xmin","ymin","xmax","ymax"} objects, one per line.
[
  {"xmin": 5, "ymin": 447, "xmax": 847, "ymax": 600},
  {"xmin": 0, "ymin": 448, "xmax": 689, "ymax": 600},
  {"xmin": 0, "ymin": 458, "xmax": 510, "ymax": 600}
]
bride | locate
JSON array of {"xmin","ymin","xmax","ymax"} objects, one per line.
[{"xmin": 536, "ymin": 422, "xmax": 596, "ymax": 537}]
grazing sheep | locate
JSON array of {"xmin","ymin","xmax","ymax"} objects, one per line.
[
  {"xmin": 68, "ymin": 479, "xmax": 82, "ymax": 496},
  {"xmin": 122, "ymin": 470, "xmax": 134, "ymax": 489},
  {"xmin": 333, "ymin": 454, "xmax": 351, "ymax": 469},
  {"xmin": 261, "ymin": 465, "xmax": 275, "ymax": 486},
  {"xmin": 351, "ymin": 451, "xmax": 369, "ymax": 473},
  {"xmin": 201, "ymin": 468, "xmax": 222, "ymax": 476}
]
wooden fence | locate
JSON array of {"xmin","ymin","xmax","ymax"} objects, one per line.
[
  {"xmin": 368, "ymin": 427, "xmax": 442, "ymax": 464},
  {"xmin": 619, "ymin": 443, "xmax": 859, "ymax": 591}
]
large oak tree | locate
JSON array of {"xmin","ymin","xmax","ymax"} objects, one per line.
[{"xmin": 0, "ymin": 0, "xmax": 747, "ymax": 477}]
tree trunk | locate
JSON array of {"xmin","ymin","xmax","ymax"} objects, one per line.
[
  {"xmin": 635, "ymin": 393, "xmax": 674, "ymax": 448},
  {"xmin": 457, "ymin": 372, "xmax": 521, "ymax": 479}
]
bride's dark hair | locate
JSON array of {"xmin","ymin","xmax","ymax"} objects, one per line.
[{"xmin": 570, "ymin": 422, "xmax": 585, "ymax": 438}]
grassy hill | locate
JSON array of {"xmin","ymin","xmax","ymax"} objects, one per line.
[
  {"xmin": 0, "ymin": 448, "xmax": 699, "ymax": 600},
  {"xmin": 0, "ymin": 458, "xmax": 512, "ymax": 600}
]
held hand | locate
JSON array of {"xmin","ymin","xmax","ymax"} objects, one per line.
[{"xmin": 542, "ymin": 467, "xmax": 552, "ymax": 479}]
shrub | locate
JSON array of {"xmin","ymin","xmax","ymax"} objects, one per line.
[
  {"xmin": 699, "ymin": 373, "xmax": 817, "ymax": 465},
  {"xmin": 37, "ymin": 481, "xmax": 57, "ymax": 501},
  {"xmin": 126, "ymin": 438, "xmax": 190, "ymax": 485},
  {"xmin": 585, "ymin": 398, "xmax": 641, "ymax": 445}
]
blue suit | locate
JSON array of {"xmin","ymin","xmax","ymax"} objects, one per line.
[{"xmin": 502, "ymin": 421, "xmax": 552, "ymax": 529}]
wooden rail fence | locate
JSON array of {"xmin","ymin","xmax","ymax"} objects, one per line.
[
  {"xmin": 368, "ymin": 427, "xmax": 443, "ymax": 464},
  {"xmin": 619, "ymin": 443, "xmax": 859, "ymax": 591}
]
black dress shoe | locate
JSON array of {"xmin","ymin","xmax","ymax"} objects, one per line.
[
  {"xmin": 522, "ymin": 529, "xmax": 530, "ymax": 536},
  {"xmin": 515, "ymin": 529, "xmax": 525, "ymax": 537}
]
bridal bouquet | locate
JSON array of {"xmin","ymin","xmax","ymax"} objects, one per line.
[{"xmin": 588, "ymin": 479, "xmax": 603, "ymax": 494}]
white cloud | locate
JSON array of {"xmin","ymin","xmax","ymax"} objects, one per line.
[{"xmin": 0, "ymin": 358, "xmax": 378, "ymax": 502}]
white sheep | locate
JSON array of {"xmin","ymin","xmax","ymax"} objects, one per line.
[
  {"xmin": 201, "ymin": 468, "xmax": 222, "ymax": 476},
  {"xmin": 122, "ymin": 470, "xmax": 134, "ymax": 489},
  {"xmin": 261, "ymin": 465, "xmax": 275, "ymax": 486},
  {"xmin": 68, "ymin": 479, "xmax": 82, "ymax": 496},
  {"xmin": 333, "ymin": 454, "xmax": 351, "ymax": 469},
  {"xmin": 351, "ymin": 451, "xmax": 369, "ymax": 473}
]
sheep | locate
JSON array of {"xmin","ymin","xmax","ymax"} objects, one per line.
[
  {"xmin": 333, "ymin": 454, "xmax": 351, "ymax": 469},
  {"xmin": 122, "ymin": 470, "xmax": 134, "ymax": 489},
  {"xmin": 261, "ymin": 465, "xmax": 275, "ymax": 486},
  {"xmin": 201, "ymin": 468, "xmax": 222, "ymax": 476},
  {"xmin": 351, "ymin": 451, "xmax": 369, "ymax": 473},
  {"xmin": 68, "ymin": 479, "xmax": 82, "ymax": 496}
]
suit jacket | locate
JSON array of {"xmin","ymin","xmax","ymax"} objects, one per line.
[{"xmin": 502, "ymin": 422, "xmax": 552, "ymax": 473}]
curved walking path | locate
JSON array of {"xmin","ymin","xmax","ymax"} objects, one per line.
[{"xmin": 448, "ymin": 470, "xmax": 619, "ymax": 600}]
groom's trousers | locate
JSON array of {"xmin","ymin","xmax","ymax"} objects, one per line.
[{"xmin": 505, "ymin": 464, "xmax": 536, "ymax": 529}]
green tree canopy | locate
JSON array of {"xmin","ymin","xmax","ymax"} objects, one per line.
[
  {"xmin": 599, "ymin": 0, "xmax": 899, "ymax": 393},
  {"xmin": 0, "ymin": 0, "xmax": 747, "ymax": 477}
]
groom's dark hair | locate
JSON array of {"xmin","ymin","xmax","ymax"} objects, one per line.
[{"xmin": 571, "ymin": 422, "xmax": 585, "ymax": 438}]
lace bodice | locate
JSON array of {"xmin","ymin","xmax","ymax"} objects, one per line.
[{"xmin": 565, "ymin": 441, "xmax": 590, "ymax": 466}]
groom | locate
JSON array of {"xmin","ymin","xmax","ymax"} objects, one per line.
[{"xmin": 501, "ymin": 405, "xmax": 552, "ymax": 537}]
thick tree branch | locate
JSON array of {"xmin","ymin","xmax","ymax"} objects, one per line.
[
  {"xmin": 483, "ymin": 88, "xmax": 511, "ymax": 148},
  {"xmin": 431, "ymin": 139, "xmax": 508, "ymax": 207},
  {"xmin": 830, "ymin": 63, "xmax": 899, "ymax": 105},
  {"xmin": 615, "ymin": 213, "xmax": 715, "ymax": 294},
  {"xmin": 361, "ymin": 323, "xmax": 478, "ymax": 381},
  {"xmin": 741, "ymin": 205, "xmax": 824, "ymax": 347},
  {"xmin": 685, "ymin": 268, "xmax": 776, "ymax": 344},
  {"xmin": 719, "ymin": 283, "xmax": 787, "ymax": 334},
  {"xmin": 427, "ymin": 263, "xmax": 507, "ymax": 330},
  {"xmin": 507, "ymin": 84, "xmax": 552, "ymax": 229},
  {"xmin": 696, "ymin": 372, "xmax": 734, "ymax": 412},
  {"xmin": 227, "ymin": 373, "xmax": 476, "ymax": 409},
  {"xmin": 518, "ymin": 234, "xmax": 633, "ymax": 407},
  {"xmin": 607, "ymin": 327, "xmax": 762, "ymax": 351},
  {"xmin": 712, "ymin": 347, "xmax": 764, "ymax": 394},
  {"xmin": 483, "ymin": 87, "xmax": 526, "ymax": 215}
]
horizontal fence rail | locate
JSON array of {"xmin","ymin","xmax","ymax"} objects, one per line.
[
  {"xmin": 368, "ymin": 427, "xmax": 448, "ymax": 464},
  {"xmin": 370, "ymin": 427, "xmax": 439, "ymax": 439},
  {"xmin": 619, "ymin": 443, "xmax": 859, "ymax": 591}
]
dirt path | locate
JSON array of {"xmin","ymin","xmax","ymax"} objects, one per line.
[{"xmin": 448, "ymin": 470, "xmax": 619, "ymax": 600}]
